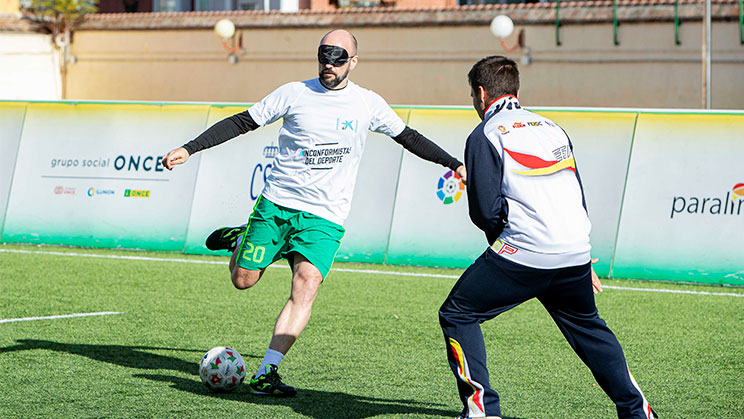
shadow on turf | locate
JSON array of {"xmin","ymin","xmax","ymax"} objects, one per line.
[
  {"xmin": 1, "ymin": 340, "xmax": 524, "ymax": 419},
  {"xmin": 0, "ymin": 339, "xmax": 259, "ymax": 376},
  {"xmin": 136, "ymin": 373, "xmax": 524, "ymax": 419}
]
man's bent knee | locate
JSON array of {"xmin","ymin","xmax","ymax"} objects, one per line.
[
  {"xmin": 438, "ymin": 298, "xmax": 473, "ymax": 328},
  {"xmin": 231, "ymin": 267, "xmax": 261, "ymax": 290}
]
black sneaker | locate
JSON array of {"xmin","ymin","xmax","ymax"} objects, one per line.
[
  {"xmin": 205, "ymin": 226, "xmax": 245, "ymax": 252},
  {"xmin": 248, "ymin": 364, "xmax": 297, "ymax": 397}
]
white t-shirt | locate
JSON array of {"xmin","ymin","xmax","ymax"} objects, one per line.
[{"xmin": 248, "ymin": 78, "xmax": 406, "ymax": 225}]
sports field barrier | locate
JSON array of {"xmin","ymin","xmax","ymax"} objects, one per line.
[{"xmin": 1, "ymin": 100, "xmax": 742, "ymax": 286}]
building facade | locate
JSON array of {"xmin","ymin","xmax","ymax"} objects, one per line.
[{"xmin": 2, "ymin": 2, "xmax": 743, "ymax": 108}]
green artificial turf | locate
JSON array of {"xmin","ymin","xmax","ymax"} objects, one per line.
[{"xmin": 1, "ymin": 244, "xmax": 742, "ymax": 418}]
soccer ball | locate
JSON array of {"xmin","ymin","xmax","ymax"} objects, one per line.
[
  {"xmin": 490, "ymin": 15, "xmax": 514, "ymax": 39},
  {"xmin": 199, "ymin": 346, "xmax": 246, "ymax": 392}
]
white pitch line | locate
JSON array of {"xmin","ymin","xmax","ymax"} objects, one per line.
[
  {"xmin": 0, "ymin": 311, "xmax": 123, "ymax": 324},
  {"xmin": 601, "ymin": 285, "xmax": 743, "ymax": 297},
  {"xmin": 332, "ymin": 266, "xmax": 459, "ymax": 279},
  {"xmin": 0, "ymin": 248, "xmax": 226, "ymax": 265},
  {"xmin": 2, "ymin": 248, "xmax": 743, "ymax": 298}
]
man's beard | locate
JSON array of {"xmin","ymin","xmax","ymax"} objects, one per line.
[{"xmin": 319, "ymin": 67, "xmax": 349, "ymax": 89}]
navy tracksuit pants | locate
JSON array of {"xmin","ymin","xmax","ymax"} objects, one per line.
[{"xmin": 439, "ymin": 249, "xmax": 656, "ymax": 419}]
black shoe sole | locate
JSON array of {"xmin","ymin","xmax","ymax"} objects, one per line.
[{"xmin": 205, "ymin": 227, "xmax": 244, "ymax": 251}]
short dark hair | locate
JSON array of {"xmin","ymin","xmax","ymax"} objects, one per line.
[{"xmin": 468, "ymin": 56, "xmax": 519, "ymax": 99}]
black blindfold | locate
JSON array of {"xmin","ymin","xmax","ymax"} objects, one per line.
[{"xmin": 318, "ymin": 45, "xmax": 351, "ymax": 67}]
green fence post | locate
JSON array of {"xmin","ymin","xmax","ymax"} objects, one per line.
[
  {"xmin": 556, "ymin": 0, "xmax": 562, "ymax": 46},
  {"xmin": 675, "ymin": 0, "xmax": 681, "ymax": 45},
  {"xmin": 739, "ymin": 0, "xmax": 744, "ymax": 44},
  {"xmin": 613, "ymin": 0, "xmax": 620, "ymax": 46}
]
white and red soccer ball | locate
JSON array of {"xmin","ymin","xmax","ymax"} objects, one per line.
[{"xmin": 199, "ymin": 346, "xmax": 246, "ymax": 392}]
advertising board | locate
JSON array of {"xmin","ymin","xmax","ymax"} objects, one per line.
[
  {"xmin": 1, "ymin": 100, "xmax": 741, "ymax": 285},
  {"xmin": 2, "ymin": 103, "xmax": 207, "ymax": 250},
  {"xmin": 0, "ymin": 102, "xmax": 26, "ymax": 237},
  {"xmin": 612, "ymin": 112, "xmax": 744, "ymax": 284},
  {"xmin": 385, "ymin": 108, "xmax": 482, "ymax": 268}
]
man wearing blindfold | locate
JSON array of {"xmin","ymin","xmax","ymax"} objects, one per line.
[{"xmin": 161, "ymin": 29, "xmax": 466, "ymax": 397}]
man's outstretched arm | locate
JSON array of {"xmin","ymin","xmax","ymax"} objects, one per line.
[
  {"xmin": 392, "ymin": 126, "xmax": 467, "ymax": 182},
  {"xmin": 162, "ymin": 110, "xmax": 260, "ymax": 170}
]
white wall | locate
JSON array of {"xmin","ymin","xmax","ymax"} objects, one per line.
[{"xmin": 0, "ymin": 33, "xmax": 60, "ymax": 100}]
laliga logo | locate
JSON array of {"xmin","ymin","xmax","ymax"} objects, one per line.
[{"xmin": 436, "ymin": 170, "xmax": 465, "ymax": 205}]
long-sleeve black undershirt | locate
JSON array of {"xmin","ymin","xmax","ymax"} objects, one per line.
[
  {"xmin": 392, "ymin": 127, "xmax": 462, "ymax": 172},
  {"xmin": 182, "ymin": 110, "xmax": 258, "ymax": 155},
  {"xmin": 181, "ymin": 111, "xmax": 463, "ymax": 172}
]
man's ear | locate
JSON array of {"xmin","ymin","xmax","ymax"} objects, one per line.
[{"xmin": 478, "ymin": 86, "xmax": 490, "ymax": 106}]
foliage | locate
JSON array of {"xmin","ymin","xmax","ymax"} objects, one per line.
[{"xmin": 22, "ymin": 0, "xmax": 98, "ymax": 42}]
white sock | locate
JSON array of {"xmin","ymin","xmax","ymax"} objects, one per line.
[{"xmin": 255, "ymin": 348, "xmax": 284, "ymax": 378}]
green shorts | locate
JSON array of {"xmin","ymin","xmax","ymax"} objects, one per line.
[{"xmin": 236, "ymin": 196, "xmax": 345, "ymax": 279}]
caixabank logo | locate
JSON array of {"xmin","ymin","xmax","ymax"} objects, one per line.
[
  {"xmin": 436, "ymin": 170, "xmax": 465, "ymax": 205},
  {"xmin": 670, "ymin": 183, "xmax": 744, "ymax": 219}
]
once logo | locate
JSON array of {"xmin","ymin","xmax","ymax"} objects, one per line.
[
  {"xmin": 54, "ymin": 186, "xmax": 75, "ymax": 195},
  {"xmin": 436, "ymin": 170, "xmax": 465, "ymax": 205},
  {"xmin": 670, "ymin": 183, "xmax": 744, "ymax": 218},
  {"xmin": 114, "ymin": 155, "xmax": 164, "ymax": 172},
  {"xmin": 124, "ymin": 189, "xmax": 150, "ymax": 198}
]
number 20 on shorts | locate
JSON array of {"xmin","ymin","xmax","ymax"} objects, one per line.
[{"xmin": 241, "ymin": 241, "xmax": 266, "ymax": 263}]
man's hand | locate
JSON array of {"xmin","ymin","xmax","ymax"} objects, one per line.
[
  {"xmin": 456, "ymin": 164, "xmax": 467, "ymax": 184},
  {"xmin": 590, "ymin": 257, "xmax": 603, "ymax": 294},
  {"xmin": 162, "ymin": 147, "xmax": 190, "ymax": 171}
]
